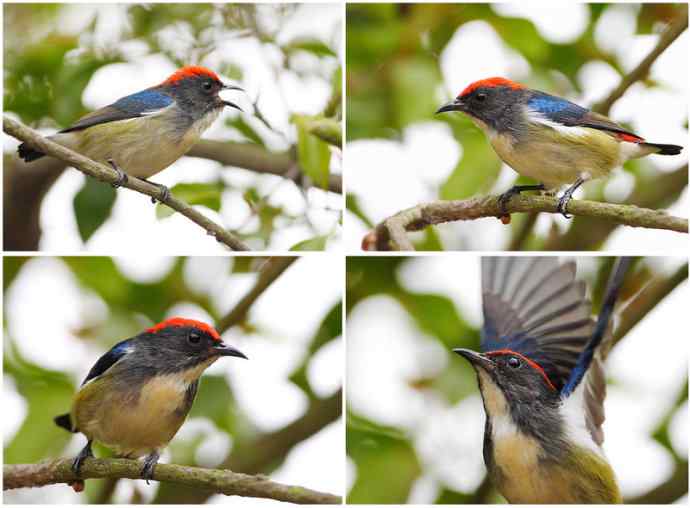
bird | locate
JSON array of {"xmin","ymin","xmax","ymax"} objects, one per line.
[
  {"xmin": 18, "ymin": 66, "xmax": 243, "ymax": 202},
  {"xmin": 54, "ymin": 317, "xmax": 247, "ymax": 481},
  {"xmin": 453, "ymin": 257, "xmax": 632, "ymax": 503},
  {"xmin": 436, "ymin": 77, "xmax": 683, "ymax": 217}
]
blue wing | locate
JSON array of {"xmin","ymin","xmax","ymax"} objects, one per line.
[
  {"xmin": 81, "ymin": 339, "xmax": 132, "ymax": 385},
  {"xmin": 60, "ymin": 89, "xmax": 173, "ymax": 133},
  {"xmin": 527, "ymin": 91, "xmax": 643, "ymax": 141}
]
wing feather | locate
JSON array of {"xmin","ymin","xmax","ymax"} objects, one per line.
[
  {"xmin": 481, "ymin": 257, "xmax": 594, "ymax": 392},
  {"xmin": 60, "ymin": 89, "xmax": 173, "ymax": 133}
]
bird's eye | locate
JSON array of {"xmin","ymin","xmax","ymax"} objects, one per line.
[
  {"xmin": 202, "ymin": 80, "xmax": 213, "ymax": 91},
  {"xmin": 507, "ymin": 357, "xmax": 521, "ymax": 369},
  {"xmin": 188, "ymin": 332, "xmax": 201, "ymax": 344},
  {"xmin": 476, "ymin": 93, "xmax": 487, "ymax": 102}
]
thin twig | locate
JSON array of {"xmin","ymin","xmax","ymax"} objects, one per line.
[
  {"xmin": 595, "ymin": 6, "xmax": 688, "ymax": 115},
  {"xmin": 374, "ymin": 194, "xmax": 687, "ymax": 251},
  {"xmin": 3, "ymin": 459, "xmax": 341, "ymax": 504},
  {"xmin": 4, "ymin": 116, "xmax": 250, "ymax": 251},
  {"xmin": 217, "ymin": 257, "xmax": 297, "ymax": 332}
]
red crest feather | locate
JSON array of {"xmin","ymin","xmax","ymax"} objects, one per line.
[
  {"xmin": 485, "ymin": 349, "xmax": 557, "ymax": 391},
  {"xmin": 163, "ymin": 66, "xmax": 220, "ymax": 85},
  {"xmin": 459, "ymin": 77, "xmax": 524, "ymax": 98},
  {"xmin": 147, "ymin": 317, "xmax": 221, "ymax": 341}
]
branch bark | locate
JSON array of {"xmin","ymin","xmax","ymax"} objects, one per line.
[
  {"xmin": 594, "ymin": 5, "xmax": 688, "ymax": 115},
  {"xmin": 373, "ymin": 194, "xmax": 687, "ymax": 251},
  {"xmin": 189, "ymin": 140, "xmax": 341, "ymax": 194},
  {"xmin": 3, "ymin": 459, "xmax": 340, "ymax": 504},
  {"xmin": 4, "ymin": 116, "xmax": 250, "ymax": 251}
]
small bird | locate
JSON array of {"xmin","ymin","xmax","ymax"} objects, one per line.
[
  {"xmin": 18, "ymin": 66, "xmax": 243, "ymax": 201},
  {"xmin": 454, "ymin": 257, "xmax": 632, "ymax": 503},
  {"xmin": 436, "ymin": 78, "xmax": 682, "ymax": 217},
  {"xmin": 54, "ymin": 317, "xmax": 247, "ymax": 481}
]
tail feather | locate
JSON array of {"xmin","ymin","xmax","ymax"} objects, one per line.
[
  {"xmin": 18, "ymin": 142, "xmax": 45, "ymax": 162},
  {"xmin": 642, "ymin": 142, "xmax": 683, "ymax": 156},
  {"xmin": 54, "ymin": 413, "xmax": 75, "ymax": 432}
]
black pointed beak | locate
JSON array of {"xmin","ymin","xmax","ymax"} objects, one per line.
[
  {"xmin": 221, "ymin": 83, "xmax": 244, "ymax": 112},
  {"xmin": 436, "ymin": 98, "xmax": 464, "ymax": 114},
  {"xmin": 213, "ymin": 341, "xmax": 248, "ymax": 359},
  {"xmin": 453, "ymin": 348, "xmax": 493, "ymax": 372},
  {"xmin": 222, "ymin": 83, "xmax": 244, "ymax": 92}
]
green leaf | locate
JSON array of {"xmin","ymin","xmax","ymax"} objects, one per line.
[
  {"xmin": 73, "ymin": 178, "xmax": 117, "ymax": 243},
  {"xmin": 290, "ymin": 235, "xmax": 329, "ymax": 251},
  {"xmin": 156, "ymin": 182, "xmax": 223, "ymax": 219},
  {"xmin": 391, "ymin": 57, "xmax": 441, "ymax": 129},
  {"xmin": 295, "ymin": 116, "xmax": 331, "ymax": 189},
  {"xmin": 284, "ymin": 38, "xmax": 337, "ymax": 58},
  {"xmin": 347, "ymin": 412, "xmax": 421, "ymax": 503},
  {"xmin": 226, "ymin": 115, "xmax": 265, "ymax": 147},
  {"xmin": 3, "ymin": 340, "xmax": 75, "ymax": 463}
]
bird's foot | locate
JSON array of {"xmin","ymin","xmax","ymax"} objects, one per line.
[
  {"xmin": 107, "ymin": 159, "xmax": 128, "ymax": 188},
  {"xmin": 71, "ymin": 441, "xmax": 94, "ymax": 476},
  {"xmin": 556, "ymin": 177, "xmax": 585, "ymax": 219},
  {"xmin": 142, "ymin": 179, "xmax": 170, "ymax": 204},
  {"xmin": 557, "ymin": 192, "xmax": 573, "ymax": 219},
  {"xmin": 497, "ymin": 184, "xmax": 546, "ymax": 215},
  {"xmin": 141, "ymin": 451, "xmax": 160, "ymax": 484}
]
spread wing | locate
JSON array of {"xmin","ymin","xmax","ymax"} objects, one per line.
[
  {"xmin": 81, "ymin": 339, "xmax": 132, "ymax": 385},
  {"xmin": 60, "ymin": 89, "xmax": 173, "ymax": 133},
  {"xmin": 527, "ymin": 91, "xmax": 644, "ymax": 142},
  {"xmin": 481, "ymin": 257, "xmax": 595, "ymax": 392}
]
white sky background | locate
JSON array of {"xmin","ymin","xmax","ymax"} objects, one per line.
[
  {"xmin": 3, "ymin": 256, "xmax": 344, "ymax": 503},
  {"xmin": 347, "ymin": 256, "xmax": 688, "ymax": 503},
  {"xmin": 345, "ymin": 4, "xmax": 689, "ymax": 252},
  {"xmin": 4, "ymin": 3, "xmax": 343, "ymax": 252}
]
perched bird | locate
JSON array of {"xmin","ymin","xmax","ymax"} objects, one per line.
[
  {"xmin": 436, "ymin": 78, "xmax": 682, "ymax": 217},
  {"xmin": 54, "ymin": 317, "xmax": 247, "ymax": 481},
  {"xmin": 18, "ymin": 66, "xmax": 243, "ymax": 201},
  {"xmin": 454, "ymin": 257, "xmax": 632, "ymax": 503}
]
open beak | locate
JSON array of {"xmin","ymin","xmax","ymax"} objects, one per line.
[
  {"xmin": 221, "ymin": 83, "xmax": 244, "ymax": 112},
  {"xmin": 453, "ymin": 348, "xmax": 493, "ymax": 372},
  {"xmin": 436, "ymin": 98, "xmax": 464, "ymax": 114},
  {"xmin": 213, "ymin": 341, "xmax": 248, "ymax": 359}
]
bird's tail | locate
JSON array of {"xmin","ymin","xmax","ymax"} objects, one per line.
[
  {"xmin": 54, "ymin": 413, "xmax": 76, "ymax": 433},
  {"xmin": 641, "ymin": 142, "xmax": 683, "ymax": 156},
  {"xmin": 18, "ymin": 142, "xmax": 46, "ymax": 162}
]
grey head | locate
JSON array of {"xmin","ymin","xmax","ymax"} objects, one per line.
[
  {"xmin": 158, "ymin": 66, "xmax": 243, "ymax": 120},
  {"xmin": 436, "ymin": 77, "xmax": 530, "ymax": 134}
]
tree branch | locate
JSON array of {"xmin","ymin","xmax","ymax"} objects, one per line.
[
  {"xmin": 188, "ymin": 140, "xmax": 342, "ymax": 194},
  {"xmin": 3, "ymin": 459, "xmax": 340, "ymax": 504},
  {"xmin": 154, "ymin": 388, "xmax": 343, "ymax": 503},
  {"xmin": 217, "ymin": 257, "xmax": 297, "ymax": 332},
  {"xmin": 4, "ymin": 116, "xmax": 250, "ymax": 251},
  {"xmin": 594, "ymin": 6, "xmax": 688, "ymax": 115},
  {"xmin": 373, "ymin": 194, "xmax": 687, "ymax": 250},
  {"xmin": 614, "ymin": 262, "xmax": 688, "ymax": 345}
]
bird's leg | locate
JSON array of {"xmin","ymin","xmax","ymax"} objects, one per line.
[
  {"xmin": 140, "ymin": 178, "xmax": 170, "ymax": 204},
  {"xmin": 107, "ymin": 159, "xmax": 128, "ymax": 188},
  {"xmin": 72, "ymin": 440, "xmax": 94, "ymax": 476},
  {"xmin": 141, "ymin": 450, "xmax": 160, "ymax": 484},
  {"xmin": 498, "ymin": 183, "xmax": 546, "ymax": 214},
  {"xmin": 557, "ymin": 177, "xmax": 585, "ymax": 219}
]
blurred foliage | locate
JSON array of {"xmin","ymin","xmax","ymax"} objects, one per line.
[
  {"xmin": 3, "ymin": 256, "xmax": 342, "ymax": 503},
  {"xmin": 345, "ymin": 256, "xmax": 688, "ymax": 503},
  {"xmin": 4, "ymin": 3, "xmax": 342, "ymax": 250},
  {"xmin": 346, "ymin": 3, "xmax": 688, "ymax": 250}
]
